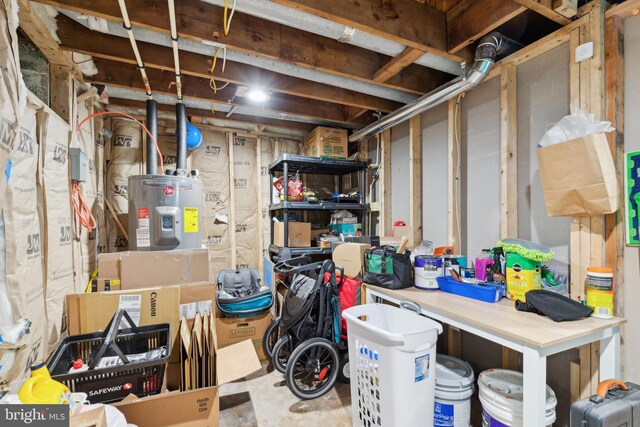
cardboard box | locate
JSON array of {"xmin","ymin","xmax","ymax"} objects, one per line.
[
  {"xmin": 115, "ymin": 340, "xmax": 260, "ymax": 427},
  {"xmin": 273, "ymin": 221, "xmax": 311, "ymax": 247},
  {"xmin": 330, "ymin": 223, "xmax": 362, "ymax": 237},
  {"xmin": 215, "ymin": 312, "xmax": 272, "ymax": 362},
  {"xmin": 332, "ymin": 243, "xmax": 370, "ymax": 278},
  {"xmin": 98, "ymin": 248, "xmax": 210, "ymax": 290},
  {"xmin": 310, "ymin": 227, "xmax": 330, "ymax": 241},
  {"xmin": 303, "ymin": 126, "xmax": 348, "ymax": 159},
  {"xmin": 71, "ymin": 406, "xmax": 107, "ymax": 427}
]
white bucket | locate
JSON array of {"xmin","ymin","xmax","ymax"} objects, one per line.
[
  {"xmin": 478, "ymin": 369, "xmax": 557, "ymax": 427},
  {"xmin": 343, "ymin": 304, "xmax": 443, "ymax": 427},
  {"xmin": 434, "ymin": 355, "xmax": 474, "ymax": 427}
]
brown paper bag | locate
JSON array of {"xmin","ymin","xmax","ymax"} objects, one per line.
[{"xmin": 536, "ymin": 133, "xmax": 617, "ymax": 216}]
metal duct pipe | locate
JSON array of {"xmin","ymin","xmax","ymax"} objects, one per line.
[
  {"xmin": 349, "ymin": 33, "xmax": 511, "ymax": 143},
  {"xmin": 175, "ymin": 103, "xmax": 187, "ymax": 171},
  {"xmin": 146, "ymin": 99, "xmax": 158, "ymax": 175}
]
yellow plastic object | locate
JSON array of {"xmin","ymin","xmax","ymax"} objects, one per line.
[{"xmin": 19, "ymin": 362, "xmax": 77, "ymax": 414}]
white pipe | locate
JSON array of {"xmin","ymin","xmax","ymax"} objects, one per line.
[
  {"xmin": 116, "ymin": 0, "xmax": 152, "ymax": 97},
  {"xmin": 61, "ymin": 10, "xmax": 417, "ymax": 104},
  {"xmin": 167, "ymin": 0, "xmax": 183, "ymax": 101},
  {"xmin": 200, "ymin": 0, "xmax": 463, "ymax": 76}
]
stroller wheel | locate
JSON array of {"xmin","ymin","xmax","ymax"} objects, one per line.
[
  {"xmin": 262, "ymin": 317, "xmax": 281, "ymax": 362},
  {"xmin": 337, "ymin": 352, "xmax": 350, "ymax": 384},
  {"xmin": 285, "ymin": 338, "xmax": 339, "ymax": 400},
  {"xmin": 272, "ymin": 335, "xmax": 292, "ymax": 374}
]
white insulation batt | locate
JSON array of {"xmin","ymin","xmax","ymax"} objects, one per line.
[
  {"xmin": 191, "ymin": 129, "xmax": 231, "ymax": 277},
  {"xmin": 233, "ymin": 135, "xmax": 259, "ymax": 270},
  {"xmin": 38, "ymin": 107, "xmax": 74, "ymax": 353},
  {"xmin": 2, "ymin": 99, "xmax": 46, "ymax": 391}
]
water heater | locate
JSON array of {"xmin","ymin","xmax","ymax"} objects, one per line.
[
  {"xmin": 128, "ymin": 174, "xmax": 202, "ymax": 251},
  {"xmin": 127, "ymin": 101, "xmax": 203, "ymax": 251}
]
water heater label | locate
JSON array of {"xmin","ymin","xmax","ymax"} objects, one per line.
[
  {"xmin": 137, "ymin": 208, "xmax": 150, "ymax": 247},
  {"xmin": 184, "ymin": 207, "xmax": 199, "ymax": 233}
]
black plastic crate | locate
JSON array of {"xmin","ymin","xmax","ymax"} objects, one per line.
[{"xmin": 47, "ymin": 310, "xmax": 171, "ymax": 404}]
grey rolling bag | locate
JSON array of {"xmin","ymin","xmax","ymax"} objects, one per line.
[{"xmin": 571, "ymin": 380, "xmax": 640, "ymax": 426}]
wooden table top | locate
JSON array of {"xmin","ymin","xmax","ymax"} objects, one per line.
[{"xmin": 366, "ymin": 286, "xmax": 625, "ymax": 349}]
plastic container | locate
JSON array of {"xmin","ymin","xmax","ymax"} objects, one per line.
[
  {"xmin": 585, "ymin": 267, "xmax": 614, "ymax": 319},
  {"xmin": 415, "ymin": 255, "xmax": 443, "ymax": 290},
  {"xmin": 474, "ymin": 257, "xmax": 494, "ymax": 282},
  {"xmin": 343, "ymin": 304, "xmax": 443, "ymax": 427},
  {"xmin": 436, "ymin": 277, "xmax": 504, "ymax": 303},
  {"xmin": 505, "ymin": 253, "xmax": 541, "ymax": 302},
  {"xmin": 19, "ymin": 362, "xmax": 77, "ymax": 414},
  {"xmin": 434, "ymin": 355, "xmax": 474, "ymax": 427},
  {"xmin": 68, "ymin": 359, "xmax": 89, "ymax": 374},
  {"xmin": 478, "ymin": 369, "xmax": 557, "ymax": 427}
]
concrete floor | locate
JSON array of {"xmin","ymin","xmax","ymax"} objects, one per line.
[{"xmin": 219, "ymin": 364, "xmax": 352, "ymax": 427}]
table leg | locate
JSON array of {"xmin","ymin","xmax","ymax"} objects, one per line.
[
  {"xmin": 523, "ymin": 346, "xmax": 547, "ymax": 427},
  {"xmin": 599, "ymin": 328, "xmax": 621, "ymax": 380}
]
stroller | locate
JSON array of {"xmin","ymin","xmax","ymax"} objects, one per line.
[{"xmin": 262, "ymin": 257, "xmax": 349, "ymax": 400}]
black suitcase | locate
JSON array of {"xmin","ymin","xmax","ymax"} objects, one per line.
[{"xmin": 571, "ymin": 380, "xmax": 640, "ymax": 426}]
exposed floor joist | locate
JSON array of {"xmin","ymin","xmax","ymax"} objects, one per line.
[
  {"xmin": 88, "ymin": 57, "xmax": 369, "ymax": 126},
  {"xmin": 512, "ymin": 0, "xmax": 572, "ymax": 24},
  {"xmin": 31, "ymin": 0, "xmax": 451, "ymax": 95},
  {"xmin": 55, "ymin": 15, "xmax": 403, "ymax": 115},
  {"xmin": 447, "ymin": 0, "xmax": 527, "ymax": 53},
  {"xmin": 270, "ymin": 0, "xmax": 460, "ymax": 61}
]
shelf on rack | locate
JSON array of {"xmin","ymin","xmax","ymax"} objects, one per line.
[
  {"xmin": 269, "ymin": 154, "xmax": 366, "ymax": 175},
  {"xmin": 268, "ymin": 245, "xmax": 332, "ymax": 256},
  {"xmin": 269, "ymin": 201, "xmax": 365, "ymax": 211}
]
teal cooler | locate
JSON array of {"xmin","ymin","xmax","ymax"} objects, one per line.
[{"xmin": 330, "ymin": 223, "xmax": 361, "ymax": 236}]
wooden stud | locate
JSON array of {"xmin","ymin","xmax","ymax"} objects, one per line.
[
  {"xmin": 228, "ymin": 132, "xmax": 237, "ymax": 269},
  {"xmin": 604, "ymin": 15, "xmax": 625, "ymax": 320},
  {"xmin": 409, "ymin": 115, "xmax": 423, "ymax": 245},
  {"xmin": 447, "ymin": 97, "xmax": 462, "ymax": 252},
  {"xmin": 502, "ymin": 346, "xmax": 520, "ymax": 371},
  {"xmin": 447, "ymin": 326, "xmax": 462, "ymax": 358},
  {"xmin": 256, "ymin": 137, "xmax": 264, "ymax": 277},
  {"xmin": 500, "ymin": 62, "xmax": 518, "ymax": 239},
  {"xmin": 605, "ymin": 0, "xmax": 640, "ymax": 19},
  {"xmin": 380, "ymin": 129, "xmax": 392, "ymax": 236},
  {"xmin": 50, "ymin": 65, "xmax": 73, "ymax": 124}
]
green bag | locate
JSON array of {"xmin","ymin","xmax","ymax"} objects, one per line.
[{"xmin": 363, "ymin": 246, "xmax": 413, "ymax": 289}]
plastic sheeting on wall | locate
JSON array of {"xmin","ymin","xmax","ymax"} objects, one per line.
[
  {"xmin": 2, "ymin": 99, "xmax": 46, "ymax": 391},
  {"xmin": 38, "ymin": 107, "xmax": 74, "ymax": 353}
]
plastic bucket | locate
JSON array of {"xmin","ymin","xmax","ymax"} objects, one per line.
[
  {"xmin": 478, "ymin": 369, "xmax": 557, "ymax": 427},
  {"xmin": 434, "ymin": 355, "xmax": 474, "ymax": 427},
  {"xmin": 343, "ymin": 304, "xmax": 443, "ymax": 427}
]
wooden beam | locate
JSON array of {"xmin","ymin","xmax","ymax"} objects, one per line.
[
  {"xmin": 32, "ymin": 0, "xmax": 450, "ymax": 95},
  {"xmin": 108, "ymin": 97, "xmax": 315, "ymax": 133},
  {"xmin": 374, "ymin": 48, "xmax": 427, "ymax": 83},
  {"xmin": 380, "ymin": 130, "xmax": 392, "ymax": 236},
  {"xmin": 447, "ymin": 97, "xmax": 461, "ymax": 251},
  {"xmin": 88, "ymin": 57, "xmax": 366, "ymax": 126},
  {"xmin": 16, "ymin": 0, "xmax": 81, "ymax": 76},
  {"xmin": 228, "ymin": 132, "xmax": 237, "ymax": 269},
  {"xmin": 55, "ymin": 15, "xmax": 402, "ymax": 114},
  {"xmin": 409, "ymin": 115, "xmax": 423, "ymax": 245},
  {"xmin": 50, "ymin": 65, "xmax": 73, "ymax": 123},
  {"xmin": 500, "ymin": 62, "xmax": 518, "ymax": 238},
  {"xmin": 270, "ymin": 0, "xmax": 461, "ymax": 62},
  {"xmin": 512, "ymin": 0, "xmax": 572, "ymax": 24},
  {"xmin": 447, "ymin": 0, "xmax": 526, "ymax": 53},
  {"xmin": 604, "ymin": 15, "xmax": 624, "ymax": 319},
  {"xmin": 605, "ymin": 0, "xmax": 640, "ymax": 19}
]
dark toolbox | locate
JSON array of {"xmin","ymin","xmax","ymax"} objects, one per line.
[{"xmin": 571, "ymin": 379, "xmax": 640, "ymax": 426}]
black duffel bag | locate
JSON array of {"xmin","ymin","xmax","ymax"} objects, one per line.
[{"xmin": 363, "ymin": 246, "xmax": 413, "ymax": 289}]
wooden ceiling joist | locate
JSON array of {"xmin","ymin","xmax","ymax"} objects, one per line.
[
  {"xmin": 270, "ymin": 0, "xmax": 461, "ymax": 61},
  {"xmin": 31, "ymin": 0, "xmax": 450, "ymax": 95},
  {"xmin": 446, "ymin": 0, "xmax": 526, "ymax": 53},
  {"xmin": 55, "ymin": 15, "xmax": 402, "ymax": 114},
  {"xmin": 89, "ymin": 58, "xmax": 368, "ymax": 126},
  {"xmin": 512, "ymin": 0, "xmax": 571, "ymax": 25},
  {"xmin": 108, "ymin": 97, "xmax": 315, "ymax": 133}
]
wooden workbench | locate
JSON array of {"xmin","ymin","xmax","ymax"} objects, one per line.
[{"xmin": 364, "ymin": 285, "xmax": 624, "ymax": 427}]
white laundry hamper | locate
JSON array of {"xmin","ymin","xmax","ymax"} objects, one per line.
[{"xmin": 343, "ymin": 303, "xmax": 443, "ymax": 427}]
